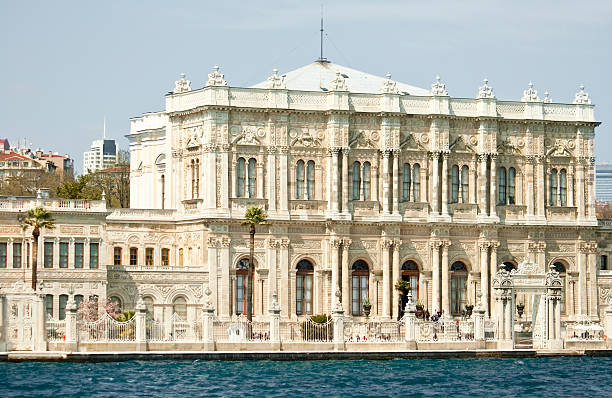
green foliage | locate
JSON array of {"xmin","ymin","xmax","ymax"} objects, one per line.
[
  {"xmin": 310, "ymin": 314, "xmax": 330, "ymax": 324},
  {"xmin": 21, "ymin": 207, "xmax": 56, "ymax": 233},
  {"xmin": 242, "ymin": 206, "xmax": 268, "ymax": 226},
  {"xmin": 115, "ymin": 310, "xmax": 135, "ymax": 322},
  {"xmin": 394, "ymin": 279, "xmax": 411, "ymax": 294},
  {"xmin": 56, "ymin": 174, "xmax": 101, "ymax": 200}
]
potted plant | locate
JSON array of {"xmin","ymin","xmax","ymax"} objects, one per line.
[
  {"xmin": 394, "ymin": 280, "xmax": 411, "ymax": 296},
  {"xmin": 516, "ymin": 301, "xmax": 525, "ymax": 318},
  {"xmin": 362, "ymin": 297, "xmax": 372, "ymax": 317},
  {"xmin": 415, "ymin": 300, "xmax": 424, "ymax": 312},
  {"xmin": 464, "ymin": 302, "xmax": 474, "ymax": 317}
]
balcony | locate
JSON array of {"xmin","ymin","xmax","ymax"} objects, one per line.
[
  {"xmin": 496, "ymin": 204, "xmax": 526, "ymax": 222},
  {"xmin": 400, "ymin": 201, "xmax": 428, "ymax": 220},
  {"xmin": 449, "ymin": 203, "xmax": 478, "ymax": 220},
  {"xmin": 0, "ymin": 198, "xmax": 107, "ymax": 212},
  {"xmin": 181, "ymin": 198, "xmax": 203, "ymax": 214},
  {"xmin": 350, "ymin": 200, "xmax": 380, "ymax": 217},
  {"xmin": 230, "ymin": 197, "xmax": 267, "ymax": 214},
  {"xmin": 546, "ymin": 206, "xmax": 577, "ymax": 223},
  {"xmin": 289, "ymin": 200, "xmax": 327, "ymax": 217}
]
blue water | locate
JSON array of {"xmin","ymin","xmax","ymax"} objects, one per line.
[{"xmin": 1, "ymin": 357, "xmax": 611, "ymax": 397}]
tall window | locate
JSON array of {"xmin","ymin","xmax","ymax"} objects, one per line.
[
  {"xmin": 43, "ymin": 241, "xmax": 53, "ymax": 268},
  {"xmin": 109, "ymin": 296, "xmax": 123, "ymax": 311},
  {"xmin": 145, "ymin": 248, "xmax": 154, "ymax": 266},
  {"xmin": 191, "ymin": 159, "xmax": 195, "ymax": 199},
  {"xmin": 161, "ymin": 174, "xmax": 165, "ymax": 209},
  {"xmin": 45, "ymin": 294, "xmax": 53, "ymax": 318},
  {"xmin": 461, "ymin": 165, "xmax": 469, "ymax": 203},
  {"xmin": 451, "ymin": 165, "xmax": 459, "ymax": 203},
  {"xmin": 89, "ymin": 243, "xmax": 99, "ymax": 269},
  {"xmin": 195, "ymin": 159, "xmax": 200, "ymax": 198},
  {"xmin": 235, "ymin": 259, "xmax": 250, "ymax": 315},
  {"xmin": 352, "ymin": 161, "xmax": 361, "ymax": 200},
  {"xmin": 236, "ymin": 157, "xmax": 245, "ymax": 197},
  {"xmin": 351, "ymin": 260, "xmax": 369, "ymax": 316},
  {"xmin": 508, "ymin": 167, "xmax": 516, "ymax": 205},
  {"xmin": 296, "ymin": 260, "xmax": 314, "ymax": 316},
  {"xmin": 412, "ymin": 164, "xmax": 420, "ymax": 201},
  {"xmin": 549, "ymin": 169, "xmax": 558, "ymax": 206},
  {"xmin": 161, "ymin": 248, "xmax": 170, "ymax": 266},
  {"xmin": 450, "ymin": 261, "xmax": 467, "ymax": 316},
  {"xmin": 498, "ymin": 167, "xmax": 507, "ymax": 205},
  {"xmin": 552, "ymin": 262, "xmax": 567, "ymax": 314},
  {"xmin": 143, "ymin": 296, "xmax": 155, "ymax": 317},
  {"xmin": 401, "ymin": 260, "xmax": 419, "ymax": 296},
  {"xmin": 74, "ymin": 294, "xmax": 84, "ymax": 310},
  {"xmin": 296, "ymin": 160, "xmax": 305, "ymax": 199},
  {"xmin": 113, "ymin": 247, "xmax": 122, "ymax": 265},
  {"xmin": 306, "ymin": 160, "xmax": 315, "ymax": 200},
  {"xmin": 402, "ymin": 163, "xmax": 411, "ymax": 201},
  {"xmin": 179, "ymin": 248, "xmax": 184, "ymax": 266},
  {"xmin": 59, "ymin": 294, "xmax": 68, "ymax": 320},
  {"xmin": 362, "ymin": 162, "xmax": 371, "ymax": 200},
  {"xmin": 248, "ymin": 158, "xmax": 257, "ymax": 198},
  {"xmin": 559, "ymin": 169, "xmax": 567, "ymax": 206},
  {"xmin": 0, "ymin": 243, "xmax": 6, "ymax": 268},
  {"xmin": 74, "ymin": 242, "xmax": 84, "ymax": 268},
  {"xmin": 13, "ymin": 242, "xmax": 21, "ymax": 268},
  {"xmin": 173, "ymin": 296, "xmax": 188, "ymax": 320},
  {"xmin": 59, "ymin": 242, "xmax": 68, "ymax": 268},
  {"xmin": 129, "ymin": 247, "xmax": 138, "ymax": 265}
]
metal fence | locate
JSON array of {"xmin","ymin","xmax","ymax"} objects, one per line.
[
  {"xmin": 46, "ymin": 316, "xmax": 65, "ymax": 342},
  {"xmin": 416, "ymin": 320, "xmax": 475, "ymax": 341},
  {"xmin": 78, "ymin": 313, "xmax": 136, "ymax": 342},
  {"xmin": 280, "ymin": 318, "xmax": 333, "ymax": 342},
  {"xmin": 213, "ymin": 315, "xmax": 270, "ymax": 342},
  {"xmin": 344, "ymin": 321, "xmax": 404, "ymax": 343}
]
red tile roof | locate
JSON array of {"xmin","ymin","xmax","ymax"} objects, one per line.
[{"xmin": 0, "ymin": 151, "xmax": 33, "ymax": 161}]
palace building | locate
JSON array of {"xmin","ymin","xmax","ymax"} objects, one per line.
[{"xmin": 1, "ymin": 60, "xmax": 611, "ymax": 331}]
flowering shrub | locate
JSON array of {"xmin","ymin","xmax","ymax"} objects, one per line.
[{"xmin": 77, "ymin": 297, "xmax": 121, "ymax": 321}]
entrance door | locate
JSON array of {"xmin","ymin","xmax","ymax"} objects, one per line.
[{"xmin": 7, "ymin": 297, "xmax": 34, "ymax": 351}]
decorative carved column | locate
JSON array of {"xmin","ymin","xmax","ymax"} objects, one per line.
[
  {"xmin": 279, "ymin": 146, "xmax": 289, "ymax": 214},
  {"xmin": 330, "ymin": 238, "xmax": 341, "ymax": 301},
  {"xmin": 489, "ymin": 154, "xmax": 497, "ymax": 217},
  {"xmin": 279, "ymin": 239, "xmax": 290, "ymax": 316},
  {"xmin": 206, "ymin": 236, "xmax": 218, "ymax": 314},
  {"xmin": 489, "ymin": 242, "xmax": 499, "ymax": 318},
  {"xmin": 341, "ymin": 148, "xmax": 350, "ymax": 214},
  {"xmin": 469, "ymin": 157, "xmax": 477, "ymax": 204},
  {"xmin": 267, "ymin": 147, "xmax": 276, "ymax": 212},
  {"xmin": 441, "ymin": 241, "xmax": 451, "ymax": 315},
  {"xmin": 588, "ymin": 243, "xmax": 598, "ymax": 318},
  {"xmin": 535, "ymin": 156, "xmax": 545, "ymax": 218},
  {"xmin": 478, "ymin": 154, "xmax": 487, "ymax": 215},
  {"xmin": 568, "ymin": 161, "xmax": 575, "ymax": 208},
  {"xmin": 69, "ymin": 237, "xmax": 75, "ymax": 268},
  {"xmin": 392, "ymin": 240, "xmax": 401, "ymax": 319},
  {"xmin": 479, "ymin": 241, "xmax": 490, "ymax": 316},
  {"xmin": 330, "ymin": 148, "xmax": 340, "ymax": 213},
  {"xmin": 587, "ymin": 157, "xmax": 596, "ymax": 218},
  {"xmin": 206, "ymin": 144, "xmax": 218, "ymax": 209},
  {"xmin": 431, "ymin": 152, "xmax": 440, "ymax": 215},
  {"xmin": 267, "ymin": 238, "xmax": 278, "ymax": 311},
  {"xmin": 392, "ymin": 150, "xmax": 400, "ymax": 215},
  {"xmin": 382, "ymin": 150, "xmax": 391, "ymax": 214},
  {"xmin": 341, "ymin": 238, "xmax": 351, "ymax": 315},
  {"xmin": 381, "ymin": 239, "xmax": 392, "ymax": 318},
  {"xmin": 441, "ymin": 152, "xmax": 449, "ymax": 216},
  {"xmin": 577, "ymin": 242, "xmax": 588, "ymax": 315},
  {"xmin": 373, "ymin": 153, "xmax": 379, "ymax": 206},
  {"xmin": 219, "ymin": 236, "xmax": 231, "ymax": 317},
  {"xmin": 430, "ymin": 241, "xmax": 441, "ymax": 313}
]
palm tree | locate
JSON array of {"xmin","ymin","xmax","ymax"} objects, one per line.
[
  {"xmin": 242, "ymin": 206, "xmax": 268, "ymax": 322},
  {"xmin": 21, "ymin": 207, "xmax": 55, "ymax": 290}
]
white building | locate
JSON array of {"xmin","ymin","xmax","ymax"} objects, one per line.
[{"xmin": 83, "ymin": 139, "xmax": 118, "ymax": 174}]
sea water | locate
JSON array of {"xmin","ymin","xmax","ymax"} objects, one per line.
[{"xmin": 1, "ymin": 357, "xmax": 611, "ymax": 397}]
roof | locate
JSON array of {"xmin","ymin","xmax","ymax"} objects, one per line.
[
  {"xmin": 251, "ymin": 61, "xmax": 430, "ymax": 96},
  {"xmin": 0, "ymin": 151, "xmax": 34, "ymax": 162}
]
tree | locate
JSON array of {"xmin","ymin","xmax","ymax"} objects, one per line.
[
  {"xmin": 20, "ymin": 207, "xmax": 55, "ymax": 290},
  {"xmin": 77, "ymin": 297, "xmax": 121, "ymax": 322},
  {"xmin": 242, "ymin": 207, "xmax": 268, "ymax": 322},
  {"xmin": 596, "ymin": 201, "xmax": 612, "ymax": 219},
  {"xmin": 56, "ymin": 174, "xmax": 101, "ymax": 200}
]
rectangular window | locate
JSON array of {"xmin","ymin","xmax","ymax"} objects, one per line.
[
  {"xmin": 74, "ymin": 243, "xmax": 84, "ymax": 268},
  {"xmin": 451, "ymin": 275, "xmax": 467, "ymax": 315},
  {"xmin": 0, "ymin": 243, "xmax": 6, "ymax": 268},
  {"xmin": 145, "ymin": 248, "xmax": 154, "ymax": 266},
  {"xmin": 236, "ymin": 274, "xmax": 245, "ymax": 314},
  {"xmin": 13, "ymin": 243, "xmax": 22, "ymax": 268},
  {"xmin": 44, "ymin": 242, "xmax": 53, "ymax": 268},
  {"xmin": 113, "ymin": 247, "xmax": 122, "ymax": 265},
  {"xmin": 129, "ymin": 248, "xmax": 138, "ymax": 265},
  {"xmin": 45, "ymin": 294, "xmax": 53, "ymax": 318},
  {"xmin": 90, "ymin": 243, "xmax": 99, "ymax": 268},
  {"xmin": 602, "ymin": 255, "xmax": 608, "ymax": 271},
  {"xmin": 296, "ymin": 274, "xmax": 313, "ymax": 316},
  {"xmin": 59, "ymin": 294, "xmax": 68, "ymax": 320},
  {"xmin": 161, "ymin": 248, "xmax": 170, "ymax": 266},
  {"xmin": 59, "ymin": 242, "xmax": 68, "ymax": 268}
]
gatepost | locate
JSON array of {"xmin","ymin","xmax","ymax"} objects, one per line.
[
  {"xmin": 201, "ymin": 286, "xmax": 215, "ymax": 351},
  {"xmin": 0, "ymin": 294, "xmax": 5, "ymax": 352},
  {"xmin": 135, "ymin": 296, "xmax": 147, "ymax": 351},
  {"xmin": 403, "ymin": 291, "xmax": 417, "ymax": 349},
  {"xmin": 473, "ymin": 292, "xmax": 486, "ymax": 348},
  {"xmin": 605, "ymin": 305, "xmax": 612, "ymax": 348},
  {"xmin": 64, "ymin": 295, "xmax": 78, "ymax": 352},
  {"xmin": 331, "ymin": 290, "xmax": 345, "ymax": 351},
  {"xmin": 269, "ymin": 292, "xmax": 281, "ymax": 350}
]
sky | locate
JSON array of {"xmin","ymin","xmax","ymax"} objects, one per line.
[{"xmin": 1, "ymin": 0, "xmax": 610, "ymax": 174}]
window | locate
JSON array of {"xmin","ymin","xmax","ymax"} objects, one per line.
[
  {"xmin": 74, "ymin": 294, "xmax": 84, "ymax": 310},
  {"xmin": 352, "ymin": 161, "xmax": 361, "ymax": 200},
  {"xmin": 461, "ymin": 165, "xmax": 469, "ymax": 203},
  {"xmin": 143, "ymin": 296, "xmax": 154, "ymax": 317},
  {"xmin": 362, "ymin": 162, "xmax": 371, "ymax": 200},
  {"xmin": 451, "ymin": 165, "xmax": 459, "ymax": 203},
  {"xmin": 89, "ymin": 295, "xmax": 99, "ymax": 315},
  {"xmin": 45, "ymin": 294, "xmax": 53, "ymax": 318},
  {"xmin": 129, "ymin": 248, "xmax": 138, "ymax": 265},
  {"xmin": 161, "ymin": 248, "xmax": 170, "ymax": 266},
  {"xmin": 109, "ymin": 296, "xmax": 123, "ymax": 311},
  {"xmin": 498, "ymin": 167, "xmax": 507, "ymax": 205},
  {"xmin": 248, "ymin": 158, "xmax": 257, "ymax": 198},
  {"xmin": 44, "ymin": 242, "xmax": 54, "ymax": 268},
  {"xmin": 602, "ymin": 255, "xmax": 608, "ymax": 271},
  {"xmin": 179, "ymin": 248, "xmax": 184, "ymax": 266},
  {"xmin": 450, "ymin": 261, "xmax": 467, "ymax": 316},
  {"xmin": 235, "ymin": 259, "xmax": 253, "ymax": 315},
  {"xmin": 402, "ymin": 163, "xmax": 411, "ymax": 201},
  {"xmin": 236, "ymin": 157, "xmax": 245, "ymax": 197},
  {"xmin": 502, "ymin": 262, "xmax": 516, "ymax": 272},
  {"xmin": 195, "ymin": 159, "xmax": 200, "ymax": 198},
  {"xmin": 145, "ymin": 248, "xmax": 154, "ymax": 266},
  {"xmin": 549, "ymin": 169, "xmax": 558, "ymax": 206},
  {"xmin": 161, "ymin": 174, "xmax": 165, "ymax": 209},
  {"xmin": 173, "ymin": 296, "xmax": 188, "ymax": 320},
  {"xmin": 296, "ymin": 260, "xmax": 314, "ymax": 315},
  {"xmin": 74, "ymin": 242, "xmax": 84, "ymax": 268},
  {"xmin": 412, "ymin": 164, "xmax": 420, "ymax": 201},
  {"xmin": 401, "ymin": 260, "xmax": 419, "ymax": 296},
  {"xmin": 508, "ymin": 167, "xmax": 516, "ymax": 205},
  {"xmin": 0, "ymin": 243, "xmax": 6, "ymax": 268},
  {"xmin": 89, "ymin": 243, "xmax": 99, "ymax": 269},
  {"xmin": 296, "ymin": 160, "xmax": 305, "ymax": 199},
  {"xmin": 59, "ymin": 242, "xmax": 68, "ymax": 268},
  {"xmin": 559, "ymin": 169, "xmax": 567, "ymax": 206},
  {"xmin": 113, "ymin": 247, "xmax": 122, "ymax": 265},
  {"xmin": 59, "ymin": 294, "xmax": 68, "ymax": 320},
  {"xmin": 306, "ymin": 160, "xmax": 315, "ymax": 200},
  {"xmin": 351, "ymin": 260, "xmax": 369, "ymax": 316},
  {"xmin": 13, "ymin": 242, "xmax": 21, "ymax": 268},
  {"xmin": 552, "ymin": 262, "xmax": 567, "ymax": 314}
]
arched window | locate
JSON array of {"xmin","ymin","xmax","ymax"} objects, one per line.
[
  {"xmin": 143, "ymin": 296, "xmax": 155, "ymax": 317},
  {"xmin": 195, "ymin": 159, "xmax": 200, "ymax": 198},
  {"xmin": 401, "ymin": 260, "xmax": 419, "ymax": 297},
  {"xmin": 248, "ymin": 158, "xmax": 257, "ymax": 198},
  {"xmin": 451, "ymin": 165, "xmax": 459, "ymax": 203},
  {"xmin": 402, "ymin": 163, "xmax": 411, "ymax": 201},
  {"xmin": 109, "ymin": 295, "xmax": 123, "ymax": 312},
  {"xmin": 508, "ymin": 167, "xmax": 516, "ymax": 205},
  {"xmin": 235, "ymin": 259, "xmax": 251, "ymax": 315},
  {"xmin": 296, "ymin": 160, "xmax": 305, "ymax": 199},
  {"xmin": 552, "ymin": 262, "xmax": 567, "ymax": 314},
  {"xmin": 461, "ymin": 165, "xmax": 469, "ymax": 203},
  {"xmin": 412, "ymin": 164, "xmax": 420, "ymax": 201},
  {"xmin": 450, "ymin": 261, "xmax": 467, "ymax": 316},
  {"xmin": 362, "ymin": 162, "xmax": 371, "ymax": 200},
  {"xmin": 351, "ymin": 260, "xmax": 369, "ymax": 316},
  {"xmin": 502, "ymin": 262, "xmax": 516, "ymax": 272},
  {"xmin": 306, "ymin": 160, "xmax": 315, "ymax": 200},
  {"xmin": 161, "ymin": 248, "xmax": 170, "ymax": 266},
  {"xmin": 161, "ymin": 174, "xmax": 165, "ymax": 209},
  {"xmin": 352, "ymin": 161, "xmax": 361, "ymax": 200},
  {"xmin": 191, "ymin": 159, "xmax": 195, "ymax": 199},
  {"xmin": 549, "ymin": 169, "xmax": 558, "ymax": 206},
  {"xmin": 296, "ymin": 259, "xmax": 314, "ymax": 315},
  {"xmin": 236, "ymin": 157, "xmax": 245, "ymax": 197},
  {"xmin": 498, "ymin": 167, "xmax": 507, "ymax": 205},
  {"xmin": 172, "ymin": 296, "xmax": 187, "ymax": 320},
  {"xmin": 178, "ymin": 248, "xmax": 184, "ymax": 266},
  {"xmin": 559, "ymin": 169, "xmax": 567, "ymax": 206}
]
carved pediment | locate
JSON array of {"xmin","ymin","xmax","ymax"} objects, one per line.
[
  {"xmin": 546, "ymin": 141, "xmax": 572, "ymax": 157},
  {"xmin": 231, "ymin": 127, "xmax": 264, "ymax": 146},
  {"xmin": 290, "ymin": 129, "xmax": 322, "ymax": 148},
  {"xmin": 400, "ymin": 132, "xmax": 425, "ymax": 151},
  {"xmin": 496, "ymin": 139, "xmax": 521, "ymax": 155},
  {"xmin": 349, "ymin": 130, "xmax": 379, "ymax": 149},
  {"xmin": 450, "ymin": 135, "xmax": 475, "ymax": 153}
]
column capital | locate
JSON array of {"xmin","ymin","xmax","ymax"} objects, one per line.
[
  {"xmin": 429, "ymin": 240, "xmax": 442, "ymax": 249},
  {"xmin": 381, "ymin": 239, "xmax": 393, "ymax": 249},
  {"xmin": 207, "ymin": 236, "xmax": 218, "ymax": 248},
  {"xmin": 328, "ymin": 147, "xmax": 341, "ymax": 155},
  {"xmin": 478, "ymin": 153, "xmax": 488, "ymax": 162},
  {"xmin": 441, "ymin": 240, "xmax": 451, "ymax": 249},
  {"xmin": 278, "ymin": 146, "xmax": 289, "ymax": 154},
  {"xmin": 430, "ymin": 151, "xmax": 440, "ymax": 160},
  {"xmin": 341, "ymin": 238, "xmax": 352, "ymax": 249},
  {"xmin": 267, "ymin": 146, "xmax": 277, "ymax": 154},
  {"xmin": 479, "ymin": 241, "xmax": 490, "ymax": 251},
  {"xmin": 442, "ymin": 152, "xmax": 449, "ymax": 160},
  {"xmin": 489, "ymin": 241, "xmax": 500, "ymax": 251},
  {"xmin": 267, "ymin": 238, "xmax": 279, "ymax": 249},
  {"xmin": 382, "ymin": 149, "xmax": 393, "ymax": 158},
  {"xmin": 490, "ymin": 153, "xmax": 498, "ymax": 161},
  {"xmin": 342, "ymin": 147, "xmax": 350, "ymax": 154},
  {"xmin": 219, "ymin": 236, "xmax": 231, "ymax": 248},
  {"xmin": 393, "ymin": 239, "xmax": 402, "ymax": 251},
  {"xmin": 330, "ymin": 237, "xmax": 342, "ymax": 249},
  {"xmin": 279, "ymin": 238, "xmax": 291, "ymax": 249}
]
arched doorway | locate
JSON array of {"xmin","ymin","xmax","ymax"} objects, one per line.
[
  {"xmin": 450, "ymin": 261, "xmax": 468, "ymax": 316},
  {"xmin": 296, "ymin": 259, "xmax": 314, "ymax": 316},
  {"xmin": 351, "ymin": 260, "xmax": 369, "ymax": 316},
  {"xmin": 235, "ymin": 258, "xmax": 251, "ymax": 315},
  {"xmin": 551, "ymin": 262, "xmax": 567, "ymax": 315},
  {"xmin": 399, "ymin": 260, "xmax": 419, "ymax": 317}
]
